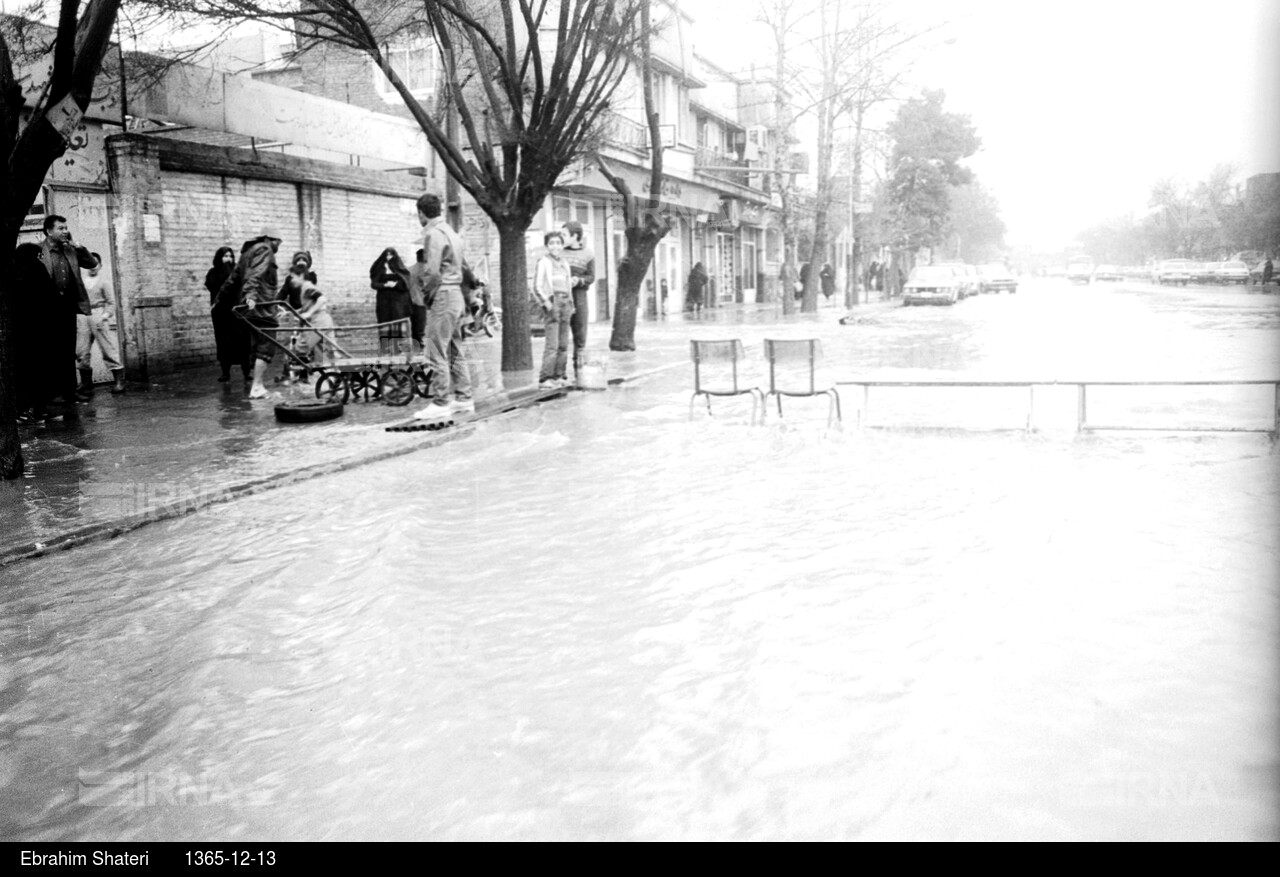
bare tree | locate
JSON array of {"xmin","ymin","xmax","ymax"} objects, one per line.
[
  {"xmin": 795, "ymin": 0, "xmax": 931, "ymax": 312},
  {"xmin": 1, "ymin": 0, "xmax": 124, "ymax": 480},
  {"xmin": 177, "ymin": 0, "xmax": 645, "ymax": 375},
  {"xmin": 593, "ymin": 0, "xmax": 670, "ymax": 351}
]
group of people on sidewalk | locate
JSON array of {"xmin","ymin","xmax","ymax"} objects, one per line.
[
  {"xmin": 531, "ymin": 221, "xmax": 595, "ymax": 387},
  {"xmin": 12, "ymin": 215, "xmax": 126, "ymax": 424},
  {"xmin": 204, "ymin": 193, "xmax": 473, "ymax": 422}
]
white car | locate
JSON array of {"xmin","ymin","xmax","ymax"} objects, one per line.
[
  {"xmin": 1154, "ymin": 259, "xmax": 1193, "ymax": 285},
  {"xmin": 902, "ymin": 266, "xmax": 961, "ymax": 306},
  {"xmin": 1211, "ymin": 260, "xmax": 1249, "ymax": 284}
]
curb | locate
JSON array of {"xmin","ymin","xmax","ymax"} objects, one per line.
[{"xmin": 0, "ymin": 378, "xmax": 613, "ymax": 568}]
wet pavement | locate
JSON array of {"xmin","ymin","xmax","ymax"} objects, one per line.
[
  {"xmin": 1, "ymin": 281, "xmax": 1277, "ymax": 841},
  {"xmin": 0, "ymin": 298, "xmax": 876, "ymax": 567}
]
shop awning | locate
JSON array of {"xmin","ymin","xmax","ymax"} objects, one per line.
[{"xmin": 557, "ymin": 161, "xmax": 724, "ymax": 216}]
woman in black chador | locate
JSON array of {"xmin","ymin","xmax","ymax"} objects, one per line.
[
  {"xmin": 369, "ymin": 247, "xmax": 413, "ymax": 354},
  {"xmin": 206, "ymin": 246, "xmax": 250, "ymax": 383}
]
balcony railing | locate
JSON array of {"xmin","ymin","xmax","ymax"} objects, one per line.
[
  {"xmin": 602, "ymin": 113, "xmax": 649, "ymax": 155},
  {"xmin": 694, "ymin": 146, "xmax": 750, "ymax": 187}
]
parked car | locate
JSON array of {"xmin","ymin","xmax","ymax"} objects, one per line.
[
  {"xmin": 977, "ymin": 263, "xmax": 1018, "ymax": 293},
  {"xmin": 902, "ymin": 265, "xmax": 961, "ymax": 306},
  {"xmin": 1094, "ymin": 264, "xmax": 1123, "ymax": 281},
  {"xmin": 1066, "ymin": 258, "xmax": 1094, "ymax": 284},
  {"xmin": 1154, "ymin": 259, "xmax": 1193, "ymax": 285},
  {"xmin": 1188, "ymin": 262, "xmax": 1217, "ymax": 284},
  {"xmin": 937, "ymin": 262, "xmax": 978, "ymax": 299},
  {"xmin": 1212, "ymin": 260, "xmax": 1249, "ymax": 284}
]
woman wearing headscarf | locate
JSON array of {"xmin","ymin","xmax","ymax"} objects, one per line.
[
  {"xmin": 281, "ymin": 251, "xmax": 318, "ymax": 311},
  {"xmin": 686, "ymin": 261, "xmax": 708, "ymax": 316},
  {"xmin": 206, "ymin": 245, "xmax": 250, "ymax": 383},
  {"xmin": 370, "ymin": 247, "xmax": 413, "ymax": 354}
]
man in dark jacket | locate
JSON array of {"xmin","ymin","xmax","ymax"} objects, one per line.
[
  {"xmin": 560, "ymin": 221, "xmax": 595, "ymax": 379},
  {"xmin": 218, "ymin": 226, "xmax": 283, "ymax": 399},
  {"xmin": 13, "ymin": 214, "xmax": 93, "ymax": 420}
]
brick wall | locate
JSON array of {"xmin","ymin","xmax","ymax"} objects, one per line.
[{"xmin": 108, "ymin": 133, "xmax": 436, "ymax": 373}]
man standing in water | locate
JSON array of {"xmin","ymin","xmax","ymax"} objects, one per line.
[
  {"xmin": 560, "ymin": 220, "xmax": 595, "ymax": 381},
  {"xmin": 229, "ymin": 227, "xmax": 283, "ymax": 399},
  {"xmin": 412, "ymin": 193, "xmax": 473, "ymax": 423}
]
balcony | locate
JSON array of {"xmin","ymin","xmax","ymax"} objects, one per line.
[
  {"xmin": 694, "ymin": 146, "xmax": 750, "ymax": 187},
  {"xmin": 602, "ymin": 113, "xmax": 649, "ymax": 156}
]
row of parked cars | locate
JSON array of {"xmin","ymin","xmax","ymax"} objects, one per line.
[
  {"xmin": 901, "ymin": 263, "xmax": 1017, "ymax": 306},
  {"xmin": 1151, "ymin": 259, "xmax": 1256, "ymax": 285}
]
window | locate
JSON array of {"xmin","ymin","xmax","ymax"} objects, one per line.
[{"xmin": 373, "ymin": 36, "xmax": 438, "ymax": 101}]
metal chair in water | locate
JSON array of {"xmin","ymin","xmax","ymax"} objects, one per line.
[
  {"xmin": 763, "ymin": 338, "xmax": 842, "ymax": 426},
  {"xmin": 689, "ymin": 339, "xmax": 763, "ymax": 424}
]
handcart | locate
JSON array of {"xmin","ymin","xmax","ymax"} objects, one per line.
[{"xmin": 234, "ymin": 302, "xmax": 432, "ymax": 406}]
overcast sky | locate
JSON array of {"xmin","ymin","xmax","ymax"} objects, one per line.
[{"xmin": 683, "ymin": 0, "xmax": 1280, "ymax": 251}]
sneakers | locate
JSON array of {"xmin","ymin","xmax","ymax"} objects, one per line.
[
  {"xmin": 248, "ymin": 385, "xmax": 270, "ymax": 399},
  {"xmin": 412, "ymin": 401, "xmax": 453, "ymax": 422},
  {"xmin": 450, "ymin": 397, "xmax": 475, "ymax": 415}
]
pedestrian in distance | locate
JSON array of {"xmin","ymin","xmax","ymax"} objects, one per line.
[
  {"xmin": 412, "ymin": 192, "xmax": 474, "ymax": 423},
  {"xmin": 76, "ymin": 253, "xmax": 126, "ymax": 397},
  {"xmin": 686, "ymin": 261, "xmax": 708, "ymax": 316},
  {"xmin": 779, "ymin": 260, "xmax": 799, "ymax": 302},
  {"xmin": 820, "ymin": 262, "xmax": 835, "ymax": 304},
  {"xmin": 12, "ymin": 214, "xmax": 94, "ymax": 422},
  {"xmin": 369, "ymin": 247, "xmax": 413, "ymax": 355},
  {"xmin": 534, "ymin": 230, "xmax": 574, "ymax": 387},
  {"xmin": 206, "ymin": 246, "xmax": 251, "ymax": 385},
  {"xmin": 218, "ymin": 226, "xmax": 283, "ymax": 400},
  {"xmin": 1264, "ymin": 258, "xmax": 1274, "ymax": 287},
  {"xmin": 560, "ymin": 220, "xmax": 595, "ymax": 379},
  {"xmin": 798, "ymin": 262, "xmax": 811, "ymax": 300}
]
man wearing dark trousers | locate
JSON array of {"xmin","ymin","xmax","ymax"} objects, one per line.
[
  {"xmin": 14, "ymin": 214, "xmax": 93, "ymax": 421},
  {"xmin": 560, "ymin": 220, "xmax": 595, "ymax": 380}
]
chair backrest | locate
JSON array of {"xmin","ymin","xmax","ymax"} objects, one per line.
[
  {"xmin": 764, "ymin": 338, "xmax": 822, "ymax": 394},
  {"xmin": 690, "ymin": 339, "xmax": 747, "ymax": 394}
]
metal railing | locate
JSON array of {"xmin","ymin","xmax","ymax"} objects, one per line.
[{"xmin": 834, "ymin": 379, "xmax": 1280, "ymax": 435}]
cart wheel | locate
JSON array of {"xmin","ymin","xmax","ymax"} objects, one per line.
[
  {"xmin": 350, "ymin": 369, "xmax": 382, "ymax": 402},
  {"xmin": 315, "ymin": 372, "xmax": 349, "ymax": 404},
  {"xmin": 486, "ymin": 311, "xmax": 501, "ymax": 336},
  {"xmin": 411, "ymin": 365, "xmax": 434, "ymax": 400},
  {"xmin": 382, "ymin": 368, "xmax": 415, "ymax": 406}
]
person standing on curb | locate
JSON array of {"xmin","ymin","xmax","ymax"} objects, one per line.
[
  {"xmin": 13, "ymin": 215, "xmax": 93, "ymax": 421},
  {"xmin": 561, "ymin": 220, "xmax": 595, "ymax": 380},
  {"xmin": 534, "ymin": 230, "xmax": 574, "ymax": 387},
  {"xmin": 412, "ymin": 193, "xmax": 473, "ymax": 423},
  {"xmin": 75, "ymin": 253, "xmax": 126, "ymax": 397},
  {"xmin": 219, "ymin": 226, "xmax": 283, "ymax": 400}
]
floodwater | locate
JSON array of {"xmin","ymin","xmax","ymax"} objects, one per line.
[{"xmin": 1, "ymin": 280, "xmax": 1277, "ymax": 840}]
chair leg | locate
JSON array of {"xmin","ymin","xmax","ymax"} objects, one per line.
[{"xmin": 827, "ymin": 389, "xmax": 842, "ymax": 426}]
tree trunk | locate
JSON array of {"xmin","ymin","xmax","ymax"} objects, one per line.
[
  {"xmin": 610, "ymin": 227, "xmax": 661, "ymax": 352},
  {"xmin": 496, "ymin": 221, "xmax": 533, "ymax": 376},
  {"xmin": 0, "ymin": 248, "xmax": 21, "ymax": 479}
]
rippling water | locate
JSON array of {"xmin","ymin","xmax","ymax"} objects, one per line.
[{"xmin": 1, "ymin": 284, "xmax": 1277, "ymax": 840}]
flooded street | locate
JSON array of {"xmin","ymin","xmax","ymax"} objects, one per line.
[{"xmin": 1, "ymin": 280, "xmax": 1277, "ymax": 840}]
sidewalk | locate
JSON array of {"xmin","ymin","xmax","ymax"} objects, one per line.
[{"xmin": 0, "ymin": 297, "xmax": 888, "ymax": 566}]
